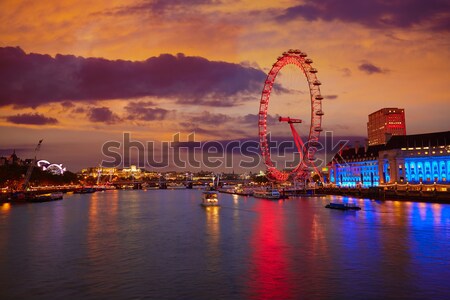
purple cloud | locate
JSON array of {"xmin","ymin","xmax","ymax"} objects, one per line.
[
  {"xmin": 358, "ymin": 62, "xmax": 388, "ymax": 74},
  {"xmin": 88, "ymin": 107, "xmax": 121, "ymax": 124},
  {"xmin": 241, "ymin": 113, "xmax": 280, "ymax": 125},
  {"xmin": 178, "ymin": 122, "xmax": 248, "ymax": 138},
  {"xmin": 0, "ymin": 47, "xmax": 266, "ymax": 108},
  {"xmin": 324, "ymin": 95, "xmax": 338, "ymax": 100},
  {"xmin": 6, "ymin": 113, "xmax": 58, "ymax": 125},
  {"xmin": 176, "ymin": 96, "xmax": 250, "ymax": 107},
  {"xmin": 61, "ymin": 101, "xmax": 75, "ymax": 108},
  {"xmin": 177, "ymin": 123, "xmax": 217, "ymax": 136},
  {"xmin": 190, "ymin": 111, "xmax": 232, "ymax": 125},
  {"xmin": 277, "ymin": 0, "xmax": 450, "ymax": 31},
  {"xmin": 72, "ymin": 107, "xmax": 86, "ymax": 114},
  {"xmin": 114, "ymin": 0, "xmax": 219, "ymax": 14},
  {"xmin": 125, "ymin": 101, "xmax": 169, "ymax": 121}
]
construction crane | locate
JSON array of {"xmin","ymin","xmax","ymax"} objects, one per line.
[{"xmin": 22, "ymin": 139, "xmax": 43, "ymax": 190}]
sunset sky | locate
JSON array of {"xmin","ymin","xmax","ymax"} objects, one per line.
[{"xmin": 1, "ymin": 0, "xmax": 449, "ymax": 171}]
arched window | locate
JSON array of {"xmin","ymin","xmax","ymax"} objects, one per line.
[
  {"xmin": 417, "ymin": 162, "xmax": 424, "ymax": 181},
  {"xmin": 440, "ymin": 161, "xmax": 446, "ymax": 182},
  {"xmin": 409, "ymin": 161, "xmax": 416, "ymax": 182},
  {"xmin": 425, "ymin": 161, "xmax": 431, "ymax": 182},
  {"xmin": 432, "ymin": 161, "xmax": 439, "ymax": 181},
  {"xmin": 447, "ymin": 161, "xmax": 450, "ymax": 180}
]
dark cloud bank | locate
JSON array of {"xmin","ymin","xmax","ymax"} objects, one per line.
[
  {"xmin": 278, "ymin": 0, "xmax": 450, "ymax": 31},
  {"xmin": 125, "ymin": 101, "xmax": 169, "ymax": 121},
  {"xmin": 88, "ymin": 107, "xmax": 121, "ymax": 124},
  {"xmin": 113, "ymin": 0, "xmax": 218, "ymax": 15},
  {"xmin": 0, "ymin": 47, "xmax": 266, "ymax": 108},
  {"xmin": 6, "ymin": 113, "xmax": 58, "ymax": 125}
]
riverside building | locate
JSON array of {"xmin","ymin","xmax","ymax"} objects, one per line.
[{"xmin": 330, "ymin": 131, "xmax": 450, "ymax": 187}]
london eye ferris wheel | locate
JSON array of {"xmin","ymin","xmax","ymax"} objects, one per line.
[{"xmin": 258, "ymin": 49, "xmax": 324, "ymax": 182}]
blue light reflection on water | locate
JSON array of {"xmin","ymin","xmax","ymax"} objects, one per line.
[{"xmin": 0, "ymin": 190, "xmax": 449, "ymax": 300}]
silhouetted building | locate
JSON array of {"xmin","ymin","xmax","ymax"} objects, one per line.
[
  {"xmin": 9, "ymin": 150, "xmax": 20, "ymax": 165},
  {"xmin": 0, "ymin": 150, "xmax": 23, "ymax": 166},
  {"xmin": 367, "ymin": 108, "xmax": 406, "ymax": 145}
]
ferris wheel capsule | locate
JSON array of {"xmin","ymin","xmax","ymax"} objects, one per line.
[{"xmin": 316, "ymin": 110, "xmax": 325, "ymax": 116}]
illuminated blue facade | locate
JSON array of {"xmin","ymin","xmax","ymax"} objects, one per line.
[
  {"xmin": 331, "ymin": 160, "xmax": 380, "ymax": 187},
  {"xmin": 331, "ymin": 131, "xmax": 450, "ymax": 187},
  {"xmin": 404, "ymin": 156, "xmax": 449, "ymax": 183}
]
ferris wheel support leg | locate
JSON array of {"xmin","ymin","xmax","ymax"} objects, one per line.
[
  {"xmin": 288, "ymin": 123, "xmax": 323, "ymax": 182},
  {"xmin": 288, "ymin": 123, "xmax": 307, "ymax": 169}
]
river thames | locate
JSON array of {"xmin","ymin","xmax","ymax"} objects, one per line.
[{"xmin": 0, "ymin": 189, "xmax": 449, "ymax": 300}]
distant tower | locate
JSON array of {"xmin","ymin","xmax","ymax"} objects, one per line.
[
  {"xmin": 367, "ymin": 108, "xmax": 406, "ymax": 145},
  {"xmin": 8, "ymin": 149, "xmax": 19, "ymax": 165}
]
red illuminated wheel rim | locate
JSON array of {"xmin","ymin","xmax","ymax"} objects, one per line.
[{"xmin": 258, "ymin": 49, "xmax": 324, "ymax": 182}]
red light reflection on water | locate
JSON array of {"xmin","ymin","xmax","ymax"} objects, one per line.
[{"xmin": 246, "ymin": 200, "xmax": 294, "ymax": 300}]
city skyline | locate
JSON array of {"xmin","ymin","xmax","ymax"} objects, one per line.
[{"xmin": 1, "ymin": 0, "xmax": 449, "ymax": 171}]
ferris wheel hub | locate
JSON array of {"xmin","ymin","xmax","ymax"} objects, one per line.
[{"xmin": 278, "ymin": 117, "xmax": 302, "ymax": 124}]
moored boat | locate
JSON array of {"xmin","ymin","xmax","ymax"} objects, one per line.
[
  {"xmin": 74, "ymin": 187, "xmax": 96, "ymax": 194},
  {"xmin": 253, "ymin": 189, "xmax": 288, "ymax": 200},
  {"xmin": 233, "ymin": 188, "xmax": 254, "ymax": 196},
  {"xmin": 29, "ymin": 192, "xmax": 63, "ymax": 202},
  {"xmin": 219, "ymin": 186, "xmax": 254, "ymax": 196},
  {"xmin": 325, "ymin": 202, "xmax": 361, "ymax": 210}
]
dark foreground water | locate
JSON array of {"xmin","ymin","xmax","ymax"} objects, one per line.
[{"xmin": 1, "ymin": 190, "xmax": 449, "ymax": 300}]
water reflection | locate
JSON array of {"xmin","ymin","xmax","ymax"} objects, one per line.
[
  {"xmin": 0, "ymin": 192, "xmax": 449, "ymax": 299},
  {"xmin": 84, "ymin": 190, "xmax": 122, "ymax": 296},
  {"xmin": 310, "ymin": 215, "xmax": 326, "ymax": 256},
  {"xmin": 232, "ymin": 194, "xmax": 239, "ymax": 205},
  {"xmin": 204, "ymin": 206, "xmax": 220, "ymax": 246},
  {"xmin": 431, "ymin": 203, "xmax": 442, "ymax": 225},
  {"xmin": 418, "ymin": 202, "xmax": 427, "ymax": 220},
  {"xmin": 246, "ymin": 200, "xmax": 293, "ymax": 300},
  {"xmin": 1, "ymin": 202, "xmax": 11, "ymax": 212}
]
